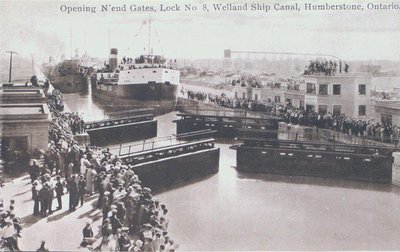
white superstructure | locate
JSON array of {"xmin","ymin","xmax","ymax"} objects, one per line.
[{"xmin": 97, "ymin": 54, "xmax": 180, "ymax": 86}]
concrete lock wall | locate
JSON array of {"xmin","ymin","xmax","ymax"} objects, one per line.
[
  {"xmin": 392, "ymin": 152, "xmax": 400, "ymax": 187},
  {"xmin": 131, "ymin": 148, "xmax": 220, "ymax": 191}
]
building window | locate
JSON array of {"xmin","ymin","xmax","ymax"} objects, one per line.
[
  {"xmin": 254, "ymin": 94, "xmax": 258, "ymax": 100},
  {"xmin": 358, "ymin": 105, "xmax": 366, "ymax": 116},
  {"xmin": 381, "ymin": 114, "xmax": 392, "ymax": 125},
  {"xmin": 286, "ymin": 98, "xmax": 292, "ymax": 106},
  {"xmin": 333, "ymin": 105, "xmax": 341, "ymax": 116},
  {"xmin": 333, "ymin": 84, "xmax": 341, "ymax": 95},
  {"xmin": 318, "ymin": 105, "xmax": 328, "ymax": 114},
  {"xmin": 359, "ymin": 84, "xmax": 366, "ymax": 95},
  {"xmin": 306, "ymin": 83, "xmax": 316, "ymax": 94},
  {"xmin": 300, "ymin": 100, "xmax": 305, "ymax": 108},
  {"xmin": 319, "ymin": 84, "xmax": 328, "ymax": 95},
  {"xmin": 235, "ymin": 92, "xmax": 238, "ymax": 98},
  {"xmin": 242, "ymin": 92, "xmax": 246, "ymax": 99},
  {"xmin": 274, "ymin": 96, "xmax": 280, "ymax": 103}
]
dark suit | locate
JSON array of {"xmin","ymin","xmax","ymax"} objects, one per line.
[
  {"xmin": 55, "ymin": 181, "xmax": 64, "ymax": 209},
  {"xmin": 67, "ymin": 178, "xmax": 79, "ymax": 211}
]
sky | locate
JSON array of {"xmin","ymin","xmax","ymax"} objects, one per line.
[{"xmin": 1, "ymin": 0, "xmax": 400, "ymax": 64}]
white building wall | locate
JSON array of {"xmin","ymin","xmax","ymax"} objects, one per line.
[{"xmin": 304, "ymin": 73, "xmax": 372, "ymax": 118}]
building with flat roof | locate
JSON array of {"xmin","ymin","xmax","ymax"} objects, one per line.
[
  {"xmin": 373, "ymin": 99, "xmax": 400, "ymax": 126},
  {"xmin": 0, "ymin": 88, "xmax": 45, "ymax": 104},
  {"xmin": 303, "ymin": 73, "xmax": 372, "ymax": 118},
  {"xmin": 0, "ymin": 102, "xmax": 50, "ymax": 159}
]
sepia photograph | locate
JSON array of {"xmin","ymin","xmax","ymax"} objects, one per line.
[{"xmin": 1, "ymin": 0, "xmax": 400, "ymax": 251}]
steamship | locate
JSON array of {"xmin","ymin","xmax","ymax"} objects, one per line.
[
  {"xmin": 42, "ymin": 57, "xmax": 92, "ymax": 93},
  {"xmin": 93, "ymin": 48, "xmax": 180, "ymax": 100}
]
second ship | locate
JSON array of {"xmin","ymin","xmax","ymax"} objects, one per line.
[{"xmin": 93, "ymin": 48, "xmax": 180, "ymax": 101}]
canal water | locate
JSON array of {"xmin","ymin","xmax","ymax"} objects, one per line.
[{"xmin": 63, "ymin": 89, "xmax": 400, "ymax": 250}]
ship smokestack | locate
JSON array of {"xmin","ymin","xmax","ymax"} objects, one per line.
[{"xmin": 109, "ymin": 48, "xmax": 118, "ymax": 72}]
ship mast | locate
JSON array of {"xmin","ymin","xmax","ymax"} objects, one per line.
[
  {"xmin": 31, "ymin": 54, "xmax": 35, "ymax": 75},
  {"xmin": 70, "ymin": 25, "xmax": 72, "ymax": 59},
  {"xmin": 5, "ymin": 50, "xmax": 17, "ymax": 83},
  {"xmin": 148, "ymin": 14, "xmax": 151, "ymax": 55}
]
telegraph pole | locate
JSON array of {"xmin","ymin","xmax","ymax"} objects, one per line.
[{"xmin": 5, "ymin": 51, "xmax": 17, "ymax": 83}]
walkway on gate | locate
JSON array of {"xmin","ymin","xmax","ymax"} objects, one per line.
[
  {"xmin": 107, "ymin": 129, "xmax": 217, "ymax": 156},
  {"xmin": 84, "ymin": 114, "xmax": 154, "ymax": 131}
]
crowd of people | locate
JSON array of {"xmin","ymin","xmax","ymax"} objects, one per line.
[
  {"xmin": 286, "ymin": 79, "xmax": 302, "ymax": 91},
  {"xmin": 47, "ymin": 89, "xmax": 64, "ymax": 111},
  {"xmin": 21, "ymin": 88, "xmax": 177, "ymax": 251},
  {"xmin": 184, "ymin": 89, "xmax": 400, "ymax": 145},
  {"xmin": 230, "ymin": 75, "xmax": 262, "ymax": 88},
  {"xmin": 185, "ymin": 90, "xmax": 279, "ymax": 114},
  {"xmin": 265, "ymin": 81, "xmax": 281, "ymax": 89},
  {"xmin": 0, "ymin": 200, "xmax": 23, "ymax": 251},
  {"xmin": 48, "ymin": 90, "xmax": 85, "ymax": 135},
  {"xmin": 303, "ymin": 59, "xmax": 348, "ymax": 76},
  {"xmin": 281, "ymin": 107, "xmax": 400, "ymax": 144}
]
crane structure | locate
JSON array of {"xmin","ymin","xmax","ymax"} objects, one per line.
[{"xmin": 223, "ymin": 49, "xmax": 340, "ymax": 73}]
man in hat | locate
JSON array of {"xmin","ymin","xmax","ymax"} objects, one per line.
[
  {"xmin": 81, "ymin": 221, "xmax": 95, "ymax": 247},
  {"xmin": 138, "ymin": 223, "xmax": 153, "ymax": 242},
  {"xmin": 78, "ymin": 175, "xmax": 86, "ymax": 206},
  {"xmin": 55, "ymin": 176, "xmax": 64, "ymax": 210},
  {"xmin": 113, "ymin": 184, "xmax": 126, "ymax": 202},
  {"xmin": 67, "ymin": 175, "xmax": 79, "ymax": 211},
  {"xmin": 65, "ymin": 162, "xmax": 74, "ymax": 181},
  {"xmin": 80, "ymin": 155, "xmax": 91, "ymax": 175},
  {"xmin": 118, "ymin": 227, "xmax": 131, "ymax": 251},
  {"xmin": 142, "ymin": 237, "xmax": 154, "ymax": 252},
  {"xmin": 164, "ymin": 239, "xmax": 176, "ymax": 252},
  {"xmin": 102, "ymin": 191, "xmax": 111, "ymax": 221},
  {"xmin": 97, "ymin": 172, "xmax": 110, "ymax": 209},
  {"xmin": 85, "ymin": 166, "xmax": 97, "ymax": 196},
  {"xmin": 29, "ymin": 161, "xmax": 40, "ymax": 183},
  {"xmin": 152, "ymin": 230, "xmax": 163, "ymax": 252},
  {"xmin": 36, "ymin": 240, "xmax": 49, "ymax": 252},
  {"xmin": 1, "ymin": 219, "xmax": 19, "ymax": 251},
  {"xmin": 102, "ymin": 218, "xmax": 112, "ymax": 237},
  {"xmin": 32, "ymin": 181, "xmax": 41, "ymax": 215},
  {"xmin": 39, "ymin": 182, "xmax": 52, "ymax": 217},
  {"xmin": 109, "ymin": 208, "xmax": 122, "ymax": 234}
]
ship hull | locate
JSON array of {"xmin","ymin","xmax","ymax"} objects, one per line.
[
  {"xmin": 92, "ymin": 83, "xmax": 178, "ymax": 116},
  {"xmin": 50, "ymin": 74, "xmax": 87, "ymax": 93},
  {"xmin": 94, "ymin": 82, "xmax": 178, "ymax": 100}
]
